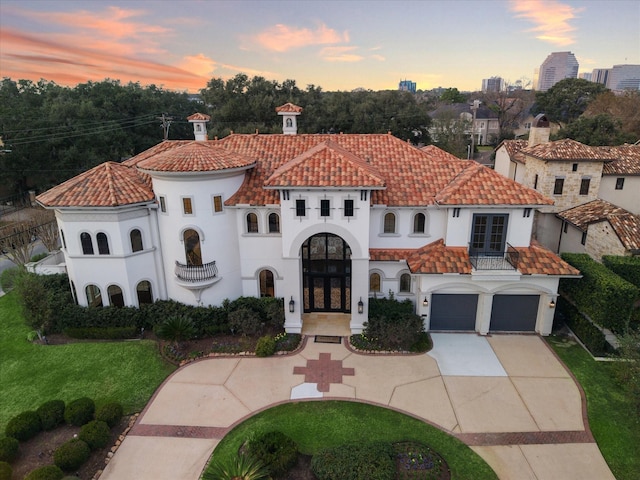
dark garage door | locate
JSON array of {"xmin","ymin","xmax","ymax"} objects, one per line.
[
  {"xmin": 430, "ymin": 294, "xmax": 478, "ymax": 330},
  {"xmin": 490, "ymin": 295, "xmax": 539, "ymax": 332}
]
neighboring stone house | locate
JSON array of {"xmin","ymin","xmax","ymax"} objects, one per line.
[
  {"xmin": 557, "ymin": 199, "xmax": 640, "ymax": 260},
  {"xmin": 37, "ymin": 105, "xmax": 579, "ymax": 336},
  {"xmin": 597, "ymin": 145, "xmax": 640, "ymax": 215}
]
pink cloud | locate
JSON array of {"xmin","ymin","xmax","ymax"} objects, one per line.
[
  {"xmin": 510, "ymin": 0, "xmax": 582, "ymax": 46},
  {"xmin": 252, "ymin": 23, "xmax": 348, "ymax": 52},
  {"xmin": 319, "ymin": 46, "xmax": 363, "ymax": 63}
]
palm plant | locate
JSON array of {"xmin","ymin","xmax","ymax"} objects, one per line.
[
  {"xmin": 154, "ymin": 315, "xmax": 195, "ymax": 349},
  {"xmin": 203, "ymin": 453, "xmax": 270, "ymax": 480}
]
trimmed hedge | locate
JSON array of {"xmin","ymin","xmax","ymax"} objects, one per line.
[
  {"xmin": 555, "ymin": 297, "xmax": 613, "ymax": 357},
  {"xmin": 560, "ymin": 253, "xmax": 639, "ymax": 333},
  {"xmin": 37, "ymin": 400, "xmax": 66, "ymax": 431},
  {"xmin": 5, "ymin": 410, "xmax": 42, "ymax": 441},
  {"xmin": 363, "ymin": 297, "xmax": 424, "ymax": 351},
  {"xmin": 95, "ymin": 402, "xmax": 123, "ymax": 428},
  {"xmin": 0, "ymin": 437, "xmax": 19, "ymax": 462},
  {"xmin": 63, "ymin": 326, "xmax": 138, "ymax": 339},
  {"xmin": 53, "ymin": 438, "xmax": 90, "ymax": 471},
  {"xmin": 24, "ymin": 465, "xmax": 64, "ymax": 480},
  {"xmin": 78, "ymin": 420, "xmax": 111, "ymax": 450},
  {"xmin": 311, "ymin": 442, "xmax": 396, "ymax": 480},
  {"xmin": 64, "ymin": 397, "xmax": 95, "ymax": 427},
  {"xmin": 602, "ymin": 255, "xmax": 640, "ymax": 289}
]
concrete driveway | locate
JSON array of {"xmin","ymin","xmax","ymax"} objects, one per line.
[{"xmin": 100, "ymin": 334, "xmax": 614, "ymax": 480}]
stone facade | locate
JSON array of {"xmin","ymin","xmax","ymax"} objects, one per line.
[{"xmin": 584, "ymin": 221, "xmax": 628, "ymax": 261}]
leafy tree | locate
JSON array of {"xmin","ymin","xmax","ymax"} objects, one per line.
[
  {"xmin": 532, "ymin": 78, "xmax": 608, "ymax": 125},
  {"xmin": 439, "ymin": 87, "xmax": 467, "ymax": 104},
  {"xmin": 557, "ymin": 114, "xmax": 636, "ymax": 146},
  {"xmin": 430, "ymin": 108, "xmax": 471, "ymax": 158},
  {"xmin": 583, "ymin": 90, "xmax": 640, "ymax": 140},
  {"xmin": 481, "ymin": 83, "xmax": 535, "ymax": 143}
]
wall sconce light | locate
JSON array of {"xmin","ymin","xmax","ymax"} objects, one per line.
[
  {"xmin": 549, "ymin": 299, "xmax": 556, "ymax": 308},
  {"xmin": 358, "ymin": 298, "xmax": 364, "ymax": 314},
  {"xmin": 289, "ymin": 296, "xmax": 295, "ymax": 313},
  {"xmin": 422, "ymin": 297, "xmax": 429, "ymax": 307}
]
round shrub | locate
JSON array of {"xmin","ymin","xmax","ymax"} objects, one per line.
[
  {"xmin": 228, "ymin": 307, "xmax": 262, "ymax": 336},
  {"xmin": 79, "ymin": 420, "xmax": 111, "ymax": 450},
  {"xmin": 255, "ymin": 335, "xmax": 276, "ymax": 357},
  {"xmin": 245, "ymin": 431, "xmax": 298, "ymax": 478},
  {"xmin": 37, "ymin": 400, "xmax": 66, "ymax": 431},
  {"xmin": 53, "ymin": 438, "xmax": 90, "ymax": 472},
  {"xmin": 5, "ymin": 410, "xmax": 42, "ymax": 441},
  {"xmin": 24, "ymin": 465, "xmax": 64, "ymax": 480},
  {"xmin": 64, "ymin": 397, "xmax": 95, "ymax": 426},
  {"xmin": 0, "ymin": 461, "xmax": 12, "ymax": 480},
  {"xmin": 95, "ymin": 402, "xmax": 123, "ymax": 428},
  {"xmin": 0, "ymin": 437, "xmax": 19, "ymax": 462}
]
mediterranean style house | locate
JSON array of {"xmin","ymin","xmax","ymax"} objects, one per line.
[{"xmin": 37, "ymin": 104, "xmax": 579, "ymax": 336}]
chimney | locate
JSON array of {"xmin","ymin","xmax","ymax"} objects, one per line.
[
  {"xmin": 187, "ymin": 113, "xmax": 211, "ymax": 141},
  {"xmin": 275, "ymin": 103, "xmax": 303, "ymax": 135},
  {"xmin": 528, "ymin": 113, "xmax": 550, "ymax": 147}
]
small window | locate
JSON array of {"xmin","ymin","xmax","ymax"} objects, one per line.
[
  {"xmin": 553, "ymin": 178, "xmax": 564, "ymax": 195},
  {"xmin": 60, "ymin": 230, "xmax": 66, "ymax": 249},
  {"xmin": 413, "ymin": 213, "xmax": 426, "ymax": 233},
  {"xmin": 246, "ymin": 213, "xmax": 259, "ymax": 233},
  {"xmin": 320, "ymin": 199, "xmax": 330, "ymax": 217},
  {"xmin": 182, "ymin": 197, "xmax": 193, "ymax": 215},
  {"xmin": 523, "ymin": 208, "xmax": 532, "ymax": 218},
  {"xmin": 213, "ymin": 195, "xmax": 223, "ymax": 213},
  {"xmin": 572, "ymin": 163, "xmax": 578, "ymax": 172},
  {"xmin": 130, "ymin": 229, "xmax": 143, "ymax": 252},
  {"xmin": 533, "ymin": 174, "xmax": 538, "ymax": 190},
  {"xmin": 383, "ymin": 212, "xmax": 396, "ymax": 233},
  {"xmin": 369, "ymin": 273, "xmax": 381, "ymax": 292},
  {"xmin": 563, "ymin": 222, "xmax": 568, "ymax": 233},
  {"xmin": 268, "ymin": 213, "xmax": 280, "ymax": 233},
  {"xmin": 615, "ymin": 178, "xmax": 625, "ymax": 190},
  {"xmin": 581, "ymin": 231, "xmax": 587, "ymax": 245},
  {"xmin": 96, "ymin": 232, "xmax": 110, "ymax": 255},
  {"xmin": 159, "ymin": 196, "xmax": 167, "ymax": 213},
  {"xmin": 452, "ymin": 208, "xmax": 461, "ymax": 218},
  {"xmin": 580, "ymin": 178, "xmax": 590, "ymax": 195},
  {"xmin": 80, "ymin": 232, "xmax": 94, "ymax": 255},
  {"xmin": 344, "ymin": 199, "xmax": 354, "ymax": 217},
  {"xmin": 296, "ymin": 199, "xmax": 306, "ymax": 217},
  {"xmin": 399, "ymin": 273, "xmax": 411, "ymax": 293}
]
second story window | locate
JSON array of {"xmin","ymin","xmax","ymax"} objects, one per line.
[
  {"xmin": 344, "ymin": 199, "xmax": 354, "ymax": 217},
  {"xmin": 246, "ymin": 213, "xmax": 259, "ymax": 233},
  {"xmin": 159, "ymin": 196, "xmax": 167, "ymax": 213},
  {"xmin": 96, "ymin": 232, "xmax": 110, "ymax": 255},
  {"xmin": 80, "ymin": 232, "xmax": 93, "ymax": 255},
  {"xmin": 413, "ymin": 213, "xmax": 426, "ymax": 233},
  {"xmin": 533, "ymin": 174, "xmax": 539, "ymax": 190},
  {"xmin": 212, "ymin": 195, "xmax": 223, "ymax": 213},
  {"xmin": 296, "ymin": 199, "xmax": 306, "ymax": 217},
  {"xmin": 580, "ymin": 178, "xmax": 591, "ymax": 195},
  {"xmin": 130, "ymin": 229, "xmax": 143, "ymax": 252},
  {"xmin": 383, "ymin": 212, "xmax": 396, "ymax": 234},
  {"xmin": 182, "ymin": 197, "xmax": 193, "ymax": 215},
  {"xmin": 320, "ymin": 199, "xmax": 330, "ymax": 217},
  {"xmin": 553, "ymin": 178, "xmax": 564, "ymax": 195},
  {"xmin": 268, "ymin": 213, "xmax": 280, "ymax": 233},
  {"xmin": 615, "ymin": 178, "xmax": 625, "ymax": 190}
]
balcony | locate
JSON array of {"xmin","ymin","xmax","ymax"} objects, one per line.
[
  {"xmin": 175, "ymin": 260, "xmax": 218, "ymax": 282},
  {"xmin": 469, "ymin": 243, "xmax": 519, "ymax": 271}
]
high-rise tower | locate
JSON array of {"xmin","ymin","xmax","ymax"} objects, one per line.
[{"xmin": 537, "ymin": 52, "xmax": 579, "ymax": 91}]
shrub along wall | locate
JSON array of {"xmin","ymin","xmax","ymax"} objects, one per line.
[
  {"xmin": 560, "ymin": 253, "xmax": 639, "ymax": 333},
  {"xmin": 602, "ymin": 256, "xmax": 640, "ymax": 289},
  {"xmin": 555, "ymin": 297, "xmax": 614, "ymax": 357}
]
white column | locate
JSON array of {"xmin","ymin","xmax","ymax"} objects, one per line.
[
  {"xmin": 282, "ymin": 256, "xmax": 303, "ymax": 333},
  {"xmin": 477, "ymin": 292, "xmax": 494, "ymax": 335},
  {"xmin": 350, "ymin": 257, "xmax": 369, "ymax": 334},
  {"xmin": 538, "ymin": 294, "xmax": 556, "ymax": 336}
]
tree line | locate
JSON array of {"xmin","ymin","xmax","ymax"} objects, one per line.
[{"xmin": 1, "ymin": 75, "xmax": 638, "ymax": 197}]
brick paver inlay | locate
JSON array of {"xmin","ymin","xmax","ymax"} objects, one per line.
[{"xmin": 293, "ymin": 352, "xmax": 355, "ymax": 392}]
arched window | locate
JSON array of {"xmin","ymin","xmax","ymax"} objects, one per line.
[
  {"xmin": 400, "ymin": 273, "xmax": 411, "ymax": 293},
  {"xmin": 183, "ymin": 229, "xmax": 202, "ymax": 266},
  {"xmin": 96, "ymin": 232, "xmax": 110, "ymax": 255},
  {"xmin": 413, "ymin": 213, "xmax": 426, "ymax": 234},
  {"xmin": 136, "ymin": 281, "xmax": 153, "ymax": 305},
  {"xmin": 383, "ymin": 212, "xmax": 396, "ymax": 234},
  {"xmin": 85, "ymin": 284, "xmax": 102, "ymax": 307},
  {"xmin": 80, "ymin": 232, "xmax": 94, "ymax": 255},
  {"xmin": 130, "ymin": 229, "xmax": 143, "ymax": 252},
  {"xmin": 286, "ymin": 118, "xmax": 292, "ymax": 127},
  {"xmin": 108, "ymin": 285, "xmax": 124, "ymax": 307},
  {"xmin": 369, "ymin": 273, "xmax": 381, "ymax": 292},
  {"xmin": 268, "ymin": 213, "xmax": 280, "ymax": 233},
  {"xmin": 246, "ymin": 213, "xmax": 259, "ymax": 233},
  {"xmin": 259, "ymin": 269, "xmax": 275, "ymax": 297}
]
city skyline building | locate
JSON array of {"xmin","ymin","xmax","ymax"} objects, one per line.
[{"xmin": 536, "ymin": 52, "xmax": 579, "ymax": 91}]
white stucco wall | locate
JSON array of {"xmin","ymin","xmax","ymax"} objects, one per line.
[
  {"xmin": 599, "ymin": 175, "xmax": 640, "ymax": 215},
  {"xmin": 558, "ymin": 222, "xmax": 587, "ymax": 255},
  {"xmin": 444, "ymin": 207, "xmax": 535, "ymax": 248},
  {"xmin": 369, "ymin": 206, "xmax": 446, "ymax": 249},
  {"xmin": 494, "ymin": 147, "xmax": 525, "ymax": 182}
]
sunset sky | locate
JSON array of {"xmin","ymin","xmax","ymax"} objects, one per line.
[{"xmin": 1, "ymin": 0, "xmax": 639, "ymax": 93}]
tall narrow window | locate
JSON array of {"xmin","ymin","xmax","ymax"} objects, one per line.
[
  {"xmin": 107, "ymin": 285, "xmax": 124, "ymax": 307},
  {"xmin": 85, "ymin": 284, "xmax": 102, "ymax": 307},
  {"xmin": 182, "ymin": 197, "xmax": 193, "ymax": 215},
  {"xmin": 213, "ymin": 195, "xmax": 223, "ymax": 213},
  {"xmin": 80, "ymin": 232, "xmax": 94, "ymax": 255},
  {"xmin": 183, "ymin": 229, "xmax": 202, "ymax": 266},
  {"xmin": 60, "ymin": 230, "xmax": 66, "ymax": 249},
  {"xmin": 369, "ymin": 273, "xmax": 381, "ymax": 292},
  {"xmin": 344, "ymin": 199, "xmax": 354, "ymax": 217},
  {"xmin": 553, "ymin": 178, "xmax": 564, "ymax": 195},
  {"xmin": 572, "ymin": 163, "xmax": 578, "ymax": 172},
  {"xmin": 246, "ymin": 213, "xmax": 259, "ymax": 233},
  {"xmin": 563, "ymin": 222, "xmax": 568, "ymax": 233},
  {"xmin": 259, "ymin": 269, "xmax": 275, "ymax": 297},
  {"xmin": 268, "ymin": 213, "xmax": 280, "ymax": 233},
  {"xmin": 580, "ymin": 178, "xmax": 590, "ymax": 195},
  {"xmin": 96, "ymin": 232, "xmax": 110, "ymax": 255},
  {"xmin": 399, "ymin": 273, "xmax": 411, "ymax": 293},
  {"xmin": 383, "ymin": 212, "xmax": 396, "ymax": 233},
  {"xmin": 296, "ymin": 199, "xmax": 306, "ymax": 217},
  {"xmin": 581, "ymin": 232, "xmax": 587, "ymax": 245},
  {"xmin": 159, "ymin": 196, "xmax": 167, "ymax": 213},
  {"xmin": 615, "ymin": 178, "xmax": 625, "ymax": 190},
  {"xmin": 533, "ymin": 174, "xmax": 539, "ymax": 190},
  {"xmin": 136, "ymin": 281, "xmax": 153, "ymax": 305},
  {"xmin": 130, "ymin": 229, "xmax": 143, "ymax": 252},
  {"xmin": 320, "ymin": 199, "xmax": 330, "ymax": 217},
  {"xmin": 413, "ymin": 213, "xmax": 426, "ymax": 233}
]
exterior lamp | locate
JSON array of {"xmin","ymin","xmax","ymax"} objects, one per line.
[
  {"xmin": 549, "ymin": 299, "xmax": 556, "ymax": 308},
  {"xmin": 358, "ymin": 298, "xmax": 364, "ymax": 314},
  {"xmin": 289, "ymin": 296, "xmax": 295, "ymax": 313},
  {"xmin": 423, "ymin": 297, "xmax": 429, "ymax": 307}
]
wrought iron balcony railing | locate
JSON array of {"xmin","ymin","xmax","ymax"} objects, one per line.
[
  {"xmin": 469, "ymin": 242, "xmax": 519, "ymax": 271},
  {"xmin": 175, "ymin": 260, "xmax": 218, "ymax": 282}
]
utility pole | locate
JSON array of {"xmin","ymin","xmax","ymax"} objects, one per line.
[
  {"xmin": 469, "ymin": 100, "xmax": 480, "ymax": 160},
  {"xmin": 157, "ymin": 113, "xmax": 173, "ymax": 141}
]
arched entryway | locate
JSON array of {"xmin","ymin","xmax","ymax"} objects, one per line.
[{"xmin": 301, "ymin": 233, "xmax": 351, "ymax": 313}]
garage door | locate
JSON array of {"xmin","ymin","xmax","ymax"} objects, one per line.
[
  {"xmin": 430, "ymin": 294, "xmax": 478, "ymax": 330},
  {"xmin": 490, "ymin": 295, "xmax": 539, "ymax": 332}
]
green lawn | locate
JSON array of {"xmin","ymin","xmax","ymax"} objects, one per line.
[
  {"xmin": 547, "ymin": 335, "xmax": 640, "ymax": 480},
  {"xmin": 206, "ymin": 401, "xmax": 497, "ymax": 480},
  {"xmin": 0, "ymin": 292, "xmax": 175, "ymax": 431}
]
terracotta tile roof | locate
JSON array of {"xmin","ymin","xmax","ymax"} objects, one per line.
[
  {"xmin": 419, "ymin": 144, "xmax": 467, "ymax": 161},
  {"xmin": 522, "ymin": 138, "xmax": 619, "ymax": 162},
  {"xmin": 123, "ymin": 141, "xmax": 192, "ymax": 167},
  {"xmin": 435, "ymin": 161, "xmax": 554, "ymax": 206},
  {"xmin": 275, "ymin": 103, "xmax": 303, "ymax": 113},
  {"xmin": 36, "ymin": 162, "xmax": 154, "ymax": 208},
  {"xmin": 265, "ymin": 141, "xmax": 385, "ymax": 188},
  {"xmin": 136, "ymin": 141, "xmax": 255, "ymax": 173},
  {"xmin": 557, "ymin": 199, "xmax": 640, "ymax": 251},
  {"xmin": 600, "ymin": 145, "xmax": 640, "ymax": 175},
  {"xmin": 187, "ymin": 112, "xmax": 211, "ymax": 121},
  {"xmin": 369, "ymin": 248, "xmax": 415, "ymax": 262},
  {"xmin": 406, "ymin": 240, "xmax": 472, "ymax": 274},
  {"xmin": 496, "ymin": 139, "xmax": 529, "ymax": 160},
  {"xmin": 515, "ymin": 241, "xmax": 580, "ymax": 276}
]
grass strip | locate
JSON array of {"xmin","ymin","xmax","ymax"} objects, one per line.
[{"xmin": 206, "ymin": 400, "xmax": 497, "ymax": 480}]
